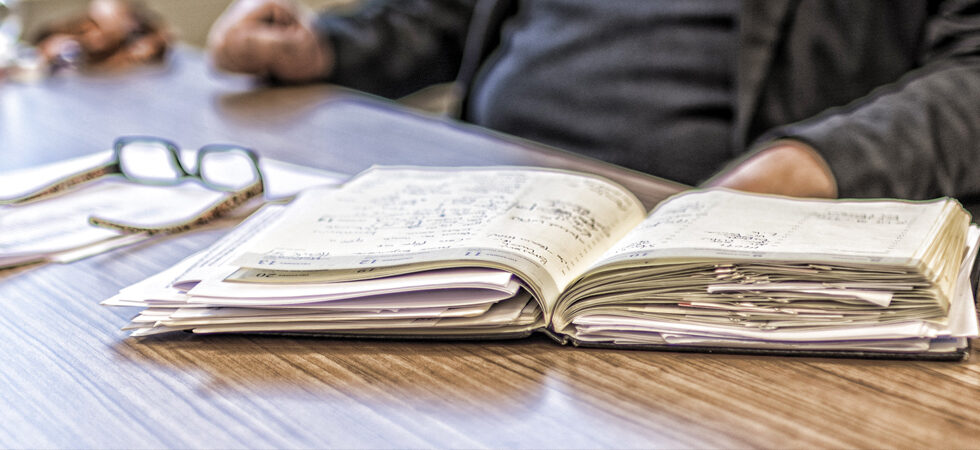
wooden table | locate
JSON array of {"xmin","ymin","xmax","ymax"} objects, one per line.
[{"xmin": 1, "ymin": 49, "xmax": 978, "ymax": 449}]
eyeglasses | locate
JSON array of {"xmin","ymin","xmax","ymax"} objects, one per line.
[{"xmin": 1, "ymin": 136, "xmax": 265, "ymax": 235}]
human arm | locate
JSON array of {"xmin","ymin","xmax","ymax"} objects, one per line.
[
  {"xmin": 207, "ymin": 0, "xmax": 332, "ymax": 82},
  {"xmin": 741, "ymin": 0, "xmax": 980, "ymax": 201},
  {"xmin": 34, "ymin": 0, "xmax": 170, "ymax": 69},
  {"xmin": 705, "ymin": 140, "xmax": 838, "ymax": 198},
  {"xmin": 313, "ymin": 0, "xmax": 477, "ymax": 97},
  {"xmin": 207, "ymin": 0, "xmax": 477, "ymax": 96}
]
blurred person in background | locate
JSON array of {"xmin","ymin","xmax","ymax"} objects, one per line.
[
  {"xmin": 33, "ymin": 0, "xmax": 170, "ymax": 71},
  {"xmin": 206, "ymin": 0, "xmax": 980, "ymax": 203}
]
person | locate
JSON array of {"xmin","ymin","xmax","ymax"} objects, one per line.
[
  {"xmin": 206, "ymin": 0, "xmax": 980, "ymax": 203},
  {"xmin": 33, "ymin": 0, "xmax": 171, "ymax": 72}
]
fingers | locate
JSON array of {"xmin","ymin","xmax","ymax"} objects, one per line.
[
  {"xmin": 210, "ymin": 0, "xmax": 296, "ymax": 35},
  {"xmin": 88, "ymin": 0, "xmax": 138, "ymax": 45},
  {"xmin": 207, "ymin": 0, "xmax": 281, "ymax": 58},
  {"xmin": 264, "ymin": 24, "xmax": 333, "ymax": 81},
  {"xmin": 207, "ymin": 0, "xmax": 331, "ymax": 82},
  {"xmin": 253, "ymin": 2, "xmax": 300, "ymax": 26},
  {"xmin": 207, "ymin": 0, "xmax": 287, "ymax": 66}
]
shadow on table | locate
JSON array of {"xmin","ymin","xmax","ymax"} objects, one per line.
[{"xmin": 211, "ymin": 84, "xmax": 343, "ymax": 127}]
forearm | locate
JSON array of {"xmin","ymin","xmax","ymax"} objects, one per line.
[
  {"xmin": 763, "ymin": 60, "xmax": 980, "ymax": 200},
  {"xmin": 705, "ymin": 140, "xmax": 838, "ymax": 199}
]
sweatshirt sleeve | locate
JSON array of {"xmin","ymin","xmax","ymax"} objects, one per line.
[
  {"xmin": 313, "ymin": 0, "xmax": 478, "ymax": 99},
  {"xmin": 755, "ymin": 0, "xmax": 980, "ymax": 201}
]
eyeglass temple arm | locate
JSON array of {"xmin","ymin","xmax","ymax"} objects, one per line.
[
  {"xmin": 88, "ymin": 179, "xmax": 265, "ymax": 236},
  {"xmin": 0, "ymin": 161, "xmax": 121, "ymax": 206}
]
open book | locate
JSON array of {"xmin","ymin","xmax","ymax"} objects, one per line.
[{"xmin": 104, "ymin": 167, "xmax": 980, "ymax": 360}]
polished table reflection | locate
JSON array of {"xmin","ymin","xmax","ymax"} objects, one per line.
[{"xmin": 1, "ymin": 49, "xmax": 978, "ymax": 448}]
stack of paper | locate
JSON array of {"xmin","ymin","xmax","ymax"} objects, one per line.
[
  {"xmin": 104, "ymin": 206, "xmax": 543, "ymax": 337},
  {"xmin": 551, "ymin": 191, "xmax": 979, "ymax": 354},
  {"xmin": 103, "ymin": 167, "xmax": 979, "ymax": 359}
]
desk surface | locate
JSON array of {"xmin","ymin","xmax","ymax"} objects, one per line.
[{"xmin": 1, "ymin": 49, "xmax": 979, "ymax": 449}]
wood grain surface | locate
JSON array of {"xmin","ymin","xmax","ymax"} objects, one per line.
[{"xmin": 0, "ymin": 48, "xmax": 978, "ymax": 449}]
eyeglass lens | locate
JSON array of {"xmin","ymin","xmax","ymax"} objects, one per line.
[
  {"xmin": 198, "ymin": 148, "xmax": 261, "ymax": 191},
  {"xmin": 118, "ymin": 140, "xmax": 185, "ymax": 183}
]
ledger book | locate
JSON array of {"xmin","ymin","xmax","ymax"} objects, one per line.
[{"xmin": 104, "ymin": 167, "xmax": 980, "ymax": 360}]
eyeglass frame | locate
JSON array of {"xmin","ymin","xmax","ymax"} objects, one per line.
[
  {"xmin": 109, "ymin": 136, "xmax": 264, "ymax": 190},
  {"xmin": 1, "ymin": 135, "xmax": 266, "ymax": 236}
]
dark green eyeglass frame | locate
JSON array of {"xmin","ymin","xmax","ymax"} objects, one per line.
[
  {"xmin": 113, "ymin": 135, "xmax": 264, "ymax": 192},
  {"xmin": 2, "ymin": 136, "xmax": 266, "ymax": 236}
]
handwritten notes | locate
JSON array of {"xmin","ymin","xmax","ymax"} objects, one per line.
[
  {"xmin": 598, "ymin": 190, "xmax": 955, "ymax": 266},
  {"xmin": 233, "ymin": 167, "xmax": 646, "ymax": 304}
]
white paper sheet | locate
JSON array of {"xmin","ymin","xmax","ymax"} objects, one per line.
[
  {"xmin": 706, "ymin": 282, "xmax": 894, "ymax": 307},
  {"xmin": 947, "ymin": 225, "xmax": 980, "ymax": 337},
  {"xmin": 1, "ymin": 150, "xmax": 345, "ymax": 267},
  {"xmin": 573, "ymin": 314, "xmax": 942, "ymax": 342},
  {"xmin": 598, "ymin": 189, "xmax": 952, "ymax": 266}
]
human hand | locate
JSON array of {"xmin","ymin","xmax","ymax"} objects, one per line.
[
  {"xmin": 704, "ymin": 140, "xmax": 838, "ymax": 198},
  {"xmin": 85, "ymin": 0, "xmax": 139, "ymax": 54},
  {"xmin": 34, "ymin": 0, "xmax": 170, "ymax": 70},
  {"xmin": 207, "ymin": 0, "xmax": 333, "ymax": 82}
]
